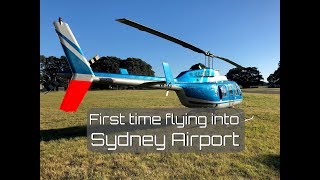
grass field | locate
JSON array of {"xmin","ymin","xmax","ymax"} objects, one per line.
[{"xmin": 40, "ymin": 89, "xmax": 280, "ymax": 179}]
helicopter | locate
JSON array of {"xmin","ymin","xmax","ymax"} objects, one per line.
[{"xmin": 53, "ymin": 17, "xmax": 244, "ymax": 112}]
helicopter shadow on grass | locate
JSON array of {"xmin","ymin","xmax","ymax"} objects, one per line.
[
  {"xmin": 255, "ymin": 154, "xmax": 280, "ymax": 173},
  {"xmin": 40, "ymin": 123, "xmax": 174, "ymax": 142},
  {"xmin": 40, "ymin": 125, "xmax": 87, "ymax": 142}
]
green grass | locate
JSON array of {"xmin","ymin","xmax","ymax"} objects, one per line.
[
  {"xmin": 40, "ymin": 90, "xmax": 280, "ymax": 179},
  {"xmin": 242, "ymin": 88, "xmax": 280, "ymax": 94}
]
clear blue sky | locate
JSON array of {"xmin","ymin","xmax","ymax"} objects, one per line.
[{"xmin": 41, "ymin": 0, "xmax": 279, "ymax": 81}]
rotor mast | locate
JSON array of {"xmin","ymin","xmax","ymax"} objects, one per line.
[{"xmin": 204, "ymin": 52, "xmax": 214, "ymax": 69}]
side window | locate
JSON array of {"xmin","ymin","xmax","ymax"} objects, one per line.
[
  {"xmin": 234, "ymin": 85, "xmax": 239, "ymax": 95},
  {"xmin": 236, "ymin": 84, "xmax": 242, "ymax": 96},
  {"xmin": 228, "ymin": 85, "xmax": 234, "ymax": 95},
  {"xmin": 218, "ymin": 85, "xmax": 227, "ymax": 99}
]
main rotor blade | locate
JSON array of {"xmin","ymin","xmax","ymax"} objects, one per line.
[
  {"xmin": 116, "ymin": 18, "xmax": 207, "ymax": 55},
  {"xmin": 212, "ymin": 55, "xmax": 244, "ymax": 69},
  {"xmin": 116, "ymin": 18, "xmax": 244, "ymax": 68}
]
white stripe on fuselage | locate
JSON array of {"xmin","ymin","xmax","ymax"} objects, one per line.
[
  {"xmin": 94, "ymin": 76, "xmax": 181, "ymax": 90},
  {"xmin": 95, "ymin": 76, "xmax": 153, "ymax": 85},
  {"xmin": 175, "ymin": 89, "xmax": 242, "ymax": 108},
  {"xmin": 205, "ymin": 76, "xmax": 228, "ymax": 82}
]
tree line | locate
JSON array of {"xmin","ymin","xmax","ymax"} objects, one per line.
[
  {"xmin": 40, "ymin": 55, "xmax": 155, "ymax": 90},
  {"xmin": 40, "ymin": 55, "xmax": 279, "ymax": 90},
  {"xmin": 226, "ymin": 61, "xmax": 280, "ymax": 88}
]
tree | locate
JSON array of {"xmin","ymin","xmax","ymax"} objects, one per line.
[
  {"xmin": 40, "ymin": 55, "xmax": 155, "ymax": 90},
  {"xmin": 267, "ymin": 61, "xmax": 280, "ymax": 87},
  {"xmin": 40, "ymin": 55, "xmax": 46, "ymax": 82},
  {"xmin": 91, "ymin": 56, "xmax": 155, "ymax": 90},
  {"xmin": 40, "ymin": 55, "xmax": 70, "ymax": 90},
  {"xmin": 91, "ymin": 56, "xmax": 121, "ymax": 73},
  {"xmin": 226, "ymin": 67, "xmax": 264, "ymax": 88},
  {"xmin": 120, "ymin": 57, "xmax": 155, "ymax": 76},
  {"xmin": 91, "ymin": 56, "xmax": 155, "ymax": 76}
]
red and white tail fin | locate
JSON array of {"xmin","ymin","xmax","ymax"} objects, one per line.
[{"xmin": 53, "ymin": 18, "xmax": 94, "ymax": 112}]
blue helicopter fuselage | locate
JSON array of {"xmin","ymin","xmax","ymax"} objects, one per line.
[{"xmin": 91, "ymin": 68, "xmax": 243, "ymax": 108}]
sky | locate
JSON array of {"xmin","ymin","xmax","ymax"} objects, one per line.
[{"xmin": 40, "ymin": 0, "xmax": 279, "ymax": 81}]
